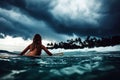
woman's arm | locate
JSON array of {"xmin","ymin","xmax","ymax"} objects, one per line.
[
  {"xmin": 42, "ymin": 45, "xmax": 52, "ymax": 56},
  {"xmin": 20, "ymin": 45, "xmax": 30, "ymax": 55}
]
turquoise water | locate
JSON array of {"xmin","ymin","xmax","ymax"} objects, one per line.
[{"xmin": 0, "ymin": 51, "xmax": 120, "ymax": 80}]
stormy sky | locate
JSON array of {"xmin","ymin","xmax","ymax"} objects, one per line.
[{"xmin": 0, "ymin": 0, "xmax": 120, "ymax": 41}]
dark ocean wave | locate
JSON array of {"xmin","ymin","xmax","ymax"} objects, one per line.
[{"xmin": 0, "ymin": 51, "xmax": 120, "ymax": 80}]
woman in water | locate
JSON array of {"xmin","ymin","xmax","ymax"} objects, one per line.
[{"xmin": 20, "ymin": 34, "xmax": 53, "ymax": 56}]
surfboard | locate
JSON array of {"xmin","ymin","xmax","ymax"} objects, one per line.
[
  {"xmin": 53, "ymin": 52, "xmax": 63, "ymax": 56},
  {"xmin": 40, "ymin": 52, "xmax": 64, "ymax": 57},
  {"xmin": 0, "ymin": 52, "xmax": 64, "ymax": 59},
  {"xmin": 0, "ymin": 53, "xmax": 18, "ymax": 58}
]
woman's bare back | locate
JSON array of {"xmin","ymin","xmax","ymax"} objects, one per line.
[
  {"xmin": 21, "ymin": 44, "xmax": 52, "ymax": 56},
  {"xmin": 24, "ymin": 45, "xmax": 42, "ymax": 56}
]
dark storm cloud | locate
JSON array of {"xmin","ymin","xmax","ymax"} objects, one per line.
[
  {"xmin": 0, "ymin": 0, "xmax": 120, "ymax": 40},
  {"xmin": 23, "ymin": 0, "xmax": 120, "ymax": 37},
  {"xmin": 0, "ymin": 0, "xmax": 31, "ymax": 39},
  {"xmin": 48, "ymin": 0, "xmax": 120, "ymax": 37},
  {"xmin": 97, "ymin": 0, "xmax": 120, "ymax": 36},
  {"xmin": 0, "ymin": 0, "xmax": 60, "ymax": 40},
  {"xmin": 0, "ymin": 16, "xmax": 33, "ymax": 39}
]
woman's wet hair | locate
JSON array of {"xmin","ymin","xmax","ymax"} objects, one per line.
[
  {"xmin": 31, "ymin": 34, "xmax": 42, "ymax": 51},
  {"xmin": 33, "ymin": 34, "xmax": 41, "ymax": 43}
]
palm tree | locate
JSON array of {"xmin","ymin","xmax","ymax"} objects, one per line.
[
  {"xmin": 50, "ymin": 42, "xmax": 53, "ymax": 46},
  {"xmin": 47, "ymin": 43, "xmax": 50, "ymax": 46}
]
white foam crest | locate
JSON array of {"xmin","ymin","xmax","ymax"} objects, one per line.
[
  {"xmin": 49, "ymin": 45, "xmax": 120, "ymax": 54},
  {"xmin": 0, "ymin": 70, "xmax": 26, "ymax": 80}
]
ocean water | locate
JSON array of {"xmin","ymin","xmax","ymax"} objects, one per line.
[{"xmin": 0, "ymin": 51, "xmax": 120, "ymax": 80}]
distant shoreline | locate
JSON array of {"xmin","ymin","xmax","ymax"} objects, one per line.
[{"xmin": 47, "ymin": 36, "xmax": 120, "ymax": 50}]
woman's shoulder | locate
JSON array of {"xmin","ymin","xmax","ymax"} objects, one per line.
[
  {"xmin": 41, "ymin": 45, "xmax": 45, "ymax": 48},
  {"xmin": 28, "ymin": 43, "xmax": 33, "ymax": 47}
]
